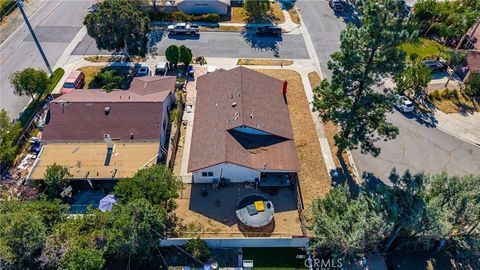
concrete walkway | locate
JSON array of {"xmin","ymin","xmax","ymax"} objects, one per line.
[{"xmin": 435, "ymin": 111, "xmax": 480, "ymax": 145}]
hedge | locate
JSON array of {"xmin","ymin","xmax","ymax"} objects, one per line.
[
  {"xmin": 18, "ymin": 68, "xmax": 65, "ymax": 127},
  {"xmin": 0, "ymin": 0, "xmax": 15, "ymax": 19},
  {"xmin": 148, "ymin": 11, "xmax": 220, "ymax": 23}
]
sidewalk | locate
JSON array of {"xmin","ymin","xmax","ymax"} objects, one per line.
[{"xmin": 435, "ymin": 111, "xmax": 480, "ymax": 145}]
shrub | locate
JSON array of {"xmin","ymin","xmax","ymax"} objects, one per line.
[
  {"xmin": 171, "ymin": 11, "xmax": 193, "ymax": 22},
  {"xmin": 409, "ymin": 52, "xmax": 420, "ymax": 63},
  {"xmin": 148, "ymin": 10, "xmax": 172, "ymax": 21},
  {"xmin": 149, "ymin": 11, "xmax": 220, "ymax": 23},
  {"xmin": 453, "ymin": 89, "xmax": 460, "ymax": 100},
  {"xmin": 195, "ymin": 13, "xmax": 220, "ymax": 22},
  {"xmin": 186, "ymin": 238, "xmax": 210, "ymax": 261},
  {"xmin": 0, "ymin": 0, "xmax": 15, "ymax": 19},
  {"xmin": 428, "ymin": 90, "xmax": 441, "ymax": 101}
]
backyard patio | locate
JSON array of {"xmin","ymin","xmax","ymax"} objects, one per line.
[{"xmin": 174, "ymin": 183, "xmax": 304, "ymax": 238}]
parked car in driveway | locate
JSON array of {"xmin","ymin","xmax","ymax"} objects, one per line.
[
  {"xmin": 135, "ymin": 64, "xmax": 150, "ymax": 77},
  {"xmin": 422, "ymin": 60, "xmax": 447, "ymax": 72},
  {"xmin": 168, "ymin": 23, "xmax": 199, "ymax": 35},
  {"xmin": 61, "ymin": 71, "xmax": 85, "ymax": 94},
  {"xmin": 395, "ymin": 95, "xmax": 414, "ymax": 113},
  {"xmin": 155, "ymin": 62, "xmax": 168, "ymax": 76},
  {"xmin": 329, "ymin": 0, "xmax": 344, "ymax": 12},
  {"xmin": 256, "ymin": 26, "xmax": 282, "ymax": 36}
]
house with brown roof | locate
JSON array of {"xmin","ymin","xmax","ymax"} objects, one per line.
[
  {"xmin": 457, "ymin": 20, "xmax": 480, "ymax": 82},
  {"xmin": 28, "ymin": 76, "xmax": 176, "ymax": 181},
  {"xmin": 188, "ymin": 67, "xmax": 299, "ymax": 185}
]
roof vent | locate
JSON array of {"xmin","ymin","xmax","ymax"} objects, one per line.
[
  {"xmin": 230, "ymin": 93, "xmax": 234, "ymax": 99},
  {"xmin": 104, "ymin": 106, "xmax": 110, "ymax": 115},
  {"xmin": 250, "ymin": 114, "xmax": 254, "ymax": 119},
  {"xmin": 237, "ymin": 93, "xmax": 240, "ymax": 97},
  {"xmin": 232, "ymin": 102, "xmax": 237, "ymax": 107},
  {"xmin": 234, "ymin": 112, "xmax": 240, "ymax": 119}
]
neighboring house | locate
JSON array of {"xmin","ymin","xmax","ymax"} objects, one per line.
[
  {"xmin": 461, "ymin": 50, "xmax": 480, "ymax": 82},
  {"xmin": 458, "ymin": 19, "xmax": 480, "ymax": 50},
  {"xmin": 28, "ymin": 76, "xmax": 176, "ymax": 181},
  {"xmin": 457, "ymin": 20, "xmax": 480, "ymax": 82},
  {"xmin": 176, "ymin": 0, "xmax": 230, "ymax": 15},
  {"xmin": 188, "ymin": 67, "xmax": 299, "ymax": 184}
]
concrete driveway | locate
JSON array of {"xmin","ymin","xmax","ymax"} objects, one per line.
[
  {"xmin": 296, "ymin": 0, "xmax": 480, "ymax": 181},
  {"xmin": 0, "ymin": 0, "xmax": 95, "ymax": 117}
]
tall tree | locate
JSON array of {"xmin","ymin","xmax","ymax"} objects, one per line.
[
  {"xmin": 313, "ymin": 0, "xmax": 408, "ymax": 157},
  {"xmin": 464, "ymin": 73, "xmax": 480, "ymax": 96},
  {"xmin": 114, "ymin": 165, "xmax": 181, "ymax": 210},
  {"xmin": 424, "ymin": 173, "xmax": 480, "ymax": 253},
  {"xmin": 84, "ymin": 0, "xmax": 150, "ymax": 57},
  {"xmin": 375, "ymin": 170, "xmax": 428, "ymax": 251},
  {"xmin": 9, "ymin": 68, "xmax": 50, "ymax": 100},
  {"xmin": 105, "ymin": 199, "xmax": 167, "ymax": 267},
  {"xmin": 0, "ymin": 199, "xmax": 67, "ymax": 268},
  {"xmin": 244, "ymin": 0, "xmax": 270, "ymax": 20},
  {"xmin": 43, "ymin": 163, "xmax": 72, "ymax": 200},
  {"xmin": 0, "ymin": 109, "xmax": 21, "ymax": 171},
  {"xmin": 165, "ymin": 45, "xmax": 179, "ymax": 68},
  {"xmin": 307, "ymin": 185, "xmax": 388, "ymax": 258},
  {"xmin": 179, "ymin": 45, "xmax": 193, "ymax": 67},
  {"xmin": 444, "ymin": 49, "xmax": 467, "ymax": 87},
  {"xmin": 38, "ymin": 213, "xmax": 107, "ymax": 270},
  {"xmin": 394, "ymin": 61, "xmax": 432, "ymax": 102}
]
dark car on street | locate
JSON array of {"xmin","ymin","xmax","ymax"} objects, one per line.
[
  {"xmin": 422, "ymin": 60, "xmax": 447, "ymax": 72},
  {"xmin": 256, "ymin": 26, "xmax": 282, "ymax": 36},
  {"xmin": 329, "ymin": 0, "xmax": 344, "ymax": 12}
]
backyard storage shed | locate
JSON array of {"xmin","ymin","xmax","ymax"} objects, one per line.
[
  {"xmin": 188, "ymin": 67, "xmax": 299, "ymax": 184},
  {"xmin": 176, "ymin": 0, "xmax": 230, "ymax": 15}
]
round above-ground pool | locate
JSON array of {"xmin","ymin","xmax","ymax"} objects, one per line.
[{"xmin": 236, "ymin": 194, "xmax": 274, "ymax": 228}]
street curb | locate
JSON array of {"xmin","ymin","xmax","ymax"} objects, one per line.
[{"xmin": 346, "ymin": 150, "xmax": 362, "ymax": 185}]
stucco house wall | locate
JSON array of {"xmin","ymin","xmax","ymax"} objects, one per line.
[{"xmin": 192, "ymin": 163, "xmax": 261, "ymax": 183}]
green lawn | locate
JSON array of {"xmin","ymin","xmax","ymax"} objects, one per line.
[
  {"xmin": 242, "ymin": 248, "xmax": 308, "ymax": 269},
  {"xmin": 400, "ymin": 38, "xmax": 448, "ymax": 61}
]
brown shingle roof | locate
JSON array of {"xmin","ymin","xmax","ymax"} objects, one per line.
[
  {"xmin": 188, "ymin": 67, "xmax": 299, "ymax": 172},
  {"xmin": 42, "ymin": 76, "xmax": 175, "ymax": 142}
]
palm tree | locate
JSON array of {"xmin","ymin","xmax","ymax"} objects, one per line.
[
  {"xmin": 97, "ymin": 70, "xmax": 123, "ymax": 92},
  {"xmin": 444, "ymin": 49, "xmax": 467, "ymax": 87}
]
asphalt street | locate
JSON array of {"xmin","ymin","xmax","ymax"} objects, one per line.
[
  {"xmin": 71, "ymin": 30, "xmax": 310, "ymax": 59},
  {"xmin": 296, "ymin": 0, "xmax": 480, "ymax": 181},
  {"xmin": 0, "ymin": 0, "xmax": 95, "ymax": 117}
]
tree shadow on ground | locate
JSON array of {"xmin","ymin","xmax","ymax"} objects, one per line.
[
  {"xmin": 241, "ymin": 30, "xmax": 281, "ymax": 58},
  {"xmin": 399, "ymin": 109, "xmax": 438, "ymax": 128}
]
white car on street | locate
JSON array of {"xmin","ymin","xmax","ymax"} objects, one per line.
[{"xmin": 395, "ymin": 95, "xmax": 414, "ymax": 113}]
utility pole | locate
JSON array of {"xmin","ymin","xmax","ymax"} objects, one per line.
[{"xmin": 15, "ymin": 0, "xmax": 53, "ymax": 76}]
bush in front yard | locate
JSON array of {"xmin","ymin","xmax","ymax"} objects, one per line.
[
  {"xmin": 171, "ymin": 11, "xmax": 193, "ymax": 22},
  {"xmin": 186, "ymin": 238, "xmax": 210, "ymax": 261},
  {"xmin": 194, "ymin": 13, "xmax": 220, "ymax": 22},
  {"xmin": 148, "ymin": 11, "xmax": 220, "ymax": 23}
]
